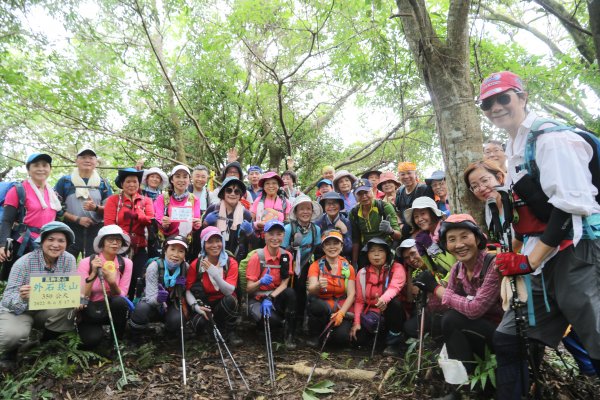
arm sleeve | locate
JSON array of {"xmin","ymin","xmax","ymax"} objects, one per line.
[
  {"xmin": 206, "ymin": 261, "xmax": 236, "ymax": 296},
  {"xmin": 282, "ymin": 224, "xmax": 292, "ymax": 249},
  {"xmin": 143, "ymin": 262, "xmax": 159, "ymax": 306},
  {"xmin": 103, "ymin": 196, "xmax": 118, "ymax": 225},
  {"xmin": 539, "ymin": 207, "xmax": 573, "ymax": 247},
  {"xmin": 0, "ymin": 205, "xmax": 18, "ymax": 247},
  {"xmin": 353, "ymin": 269, "xmax": 365, "ymax": 325},
  {"xmin": 380, "ymin": 263, "xmax": 406, "ymax": 304}
]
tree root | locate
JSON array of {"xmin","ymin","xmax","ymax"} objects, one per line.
[{"xmin": 279, "ymin": 362, "xmax": 377, "ymax": 381}]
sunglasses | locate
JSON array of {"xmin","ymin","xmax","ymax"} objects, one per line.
[
  {"xmin": 224, "ymin": 187, "xmax": 242, "ymax": 195},
  {"xmin": 479, "ymin": 91, "xmax": 520, "ymax": 111}
]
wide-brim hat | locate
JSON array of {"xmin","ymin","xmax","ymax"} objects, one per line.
[
  {"xmin": 258, "ymin": 171, "xmax": 284, "ymax": 188},
  {"xmin": 289, "ymin": 195, "xmax": 323, "ymax": 222},
  {"xmin": 377, "ymin": 171, "xmax": 400, "ymax": 191},
  {"xmin": 218, "ymin": 177, "xmax": 247, "ymax": 199},
  {"xmin": 425, "ymin": 170, "xmax": 446, "ymax": 186},
  {"xmin": 142, "ymin": 167, "xmax": 168, "ymax": 190},
  {"xmin": 361, "ymin": 237, "xmax": 391, "ymax": 254},
  {"xmin": 318, "ymin": 191, "xmax": 344, "ymax": 210},
  {"xmin": 115, "ymin": 168, "xmax": 144, "ymax": 189},
  {"xmin": 332, "ymin": 170, "xmax": 357, "ymax": 191},
  {"xmin": 220, "ymin": 161, "xmax": 244, "ymax": 181},
  {"xmin": 93, "ymin": 225, "xmax": 131, "ymax": 254},
  {"xmin": 403, "ymin": 196, "xmax": 444, "ymax": 230},
  {"xmin": 439, "ymin": 214, "xmax": 487, "ymax": 250},
  {"xmin": 35, "ymin": 221, "xmax": 75, "ymax": 246},
  {"xmin": 361, "ymin": 170, "xmax": 381, "ymax": 180}
]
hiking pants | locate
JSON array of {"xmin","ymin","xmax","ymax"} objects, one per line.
[
  {"xmin": 190, "ymin": 295, "xmax": 238, "ymax": 335},
  {"xmin": 78, "ymin": 297, "xmax": 129, "ymax": 348},
  {"xmin": 130, "ymin": 301, "xmax": 182, "ymax": 333}
]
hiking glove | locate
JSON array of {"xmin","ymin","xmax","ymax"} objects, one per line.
[
  {"xmin": 331, "ymin": 310, "xmax": 345, "ymax": 327},
  {"xmin": 175, "ymin": 276, "xmax": 186, "ymax": 287},
  {"xmin": 261, "ymin": 297, "xmax": 273, "ymax": 317},
  {"xmin": 204, "ymin": 211, "xmax": 219, "ymax": 226},
  {"xmin": 496, "ymin": 253, "xmax": 533, "ymax": 276},
  {"xmin": 240, "ymin": 220, "xmax": 253, "ymax": 236},
  {"xmin": 379, "ymin": 219, "xmax": 394, "ymax": 235},
  {"xmin": 125, "ymin": 208, "xmax": 138, "ymax": 221},
  {"xmin": 156, "ymin": 285, "xmax": 169, "ymax": 303},
  {"xmin": 259, "ymin": 267, "xmax": 273, "ymax": 286},
  {"xmin": 123, "ymin": 296, "xmax": 135, "ymax": 311},
  {"xmin": 414, "ymin": 270, "xmax": 439, "ymax": 293}
]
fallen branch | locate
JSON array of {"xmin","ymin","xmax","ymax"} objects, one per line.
[{"xmin": 279, "ymin": 361, "xmax": 376, "ymax": 381}]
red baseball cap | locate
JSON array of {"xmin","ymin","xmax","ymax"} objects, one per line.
[{"xmin": 479, "ymin": 71, "xmax": 524, "ymax": 100}]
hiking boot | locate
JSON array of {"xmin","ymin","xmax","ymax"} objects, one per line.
[
  {"xmin": 227, "ymin": 331, "xmax": 243, "ymax": 347},
  {"xmin": 285, "ymin": 333, "xmax": 297, "ymax": 350},
  {"xmin": 0, "ymin": 349, "xmax": 17, "ymax": 372},
  {"xmin": 383, "ymin": 331, "xmax": 406, "ymax": 357},
  {"xmin": 305, "ymin": 336, "xmax": 320, "ymax": 348}
]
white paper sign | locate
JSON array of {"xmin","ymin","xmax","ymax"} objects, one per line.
[{"xmin": 170, "ymin": 206, "xmax": 193, "ymax": 222}]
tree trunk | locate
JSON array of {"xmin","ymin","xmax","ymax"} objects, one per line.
[
  {"xmin": 395, "ymin": 0, "xmax": 483, "ymax": 220},
  {"xmin": 589, "ymin": 0, "xmax": 600, "ymax": 68}
]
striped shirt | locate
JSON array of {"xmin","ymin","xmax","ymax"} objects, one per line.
[{"xmin": 0, "ymin": 249, "xmax": 76, "ymax": 314}]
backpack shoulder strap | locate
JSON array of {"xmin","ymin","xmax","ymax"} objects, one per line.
[
  {"xmin": 480, "ymin": 253, "xmax": 496, "ymax": 280},
  {"xmin": 357, "ymin": 268, "xmax": 367, "ymax": 302},
  {"xmin": 15, "ymin": 182, "xmax": 26, "ymax": 223},
  {"xmin": 117, "ymin": 255, "xmax": 125, "ymax": 274},
  {"xmin": 163, "ymin": 193, "xmax": 170, "ymax": 216},
  {"xmin": 88, "ymin": 254, "xmax": 96, "ymax": 275}
]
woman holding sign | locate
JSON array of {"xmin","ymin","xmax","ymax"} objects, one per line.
[
  {"xmin": 0, "ymin": 222, "xmax": 77, "ymax": 371},
  {"xmin": 154, "ymin": 165, "xmax": 202, "ymax": 259},
  {"xmin": 77, "ymin": 225, "xmax": 133, "ymax": 349},
  {"xmin": 104, "ymin": 168, "xmax": 154, "ymax": 299}
]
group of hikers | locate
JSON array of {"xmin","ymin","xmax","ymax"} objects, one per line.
[{"xmin": 0, "ymin": 71, "xmax": 599, "ymax": 399}]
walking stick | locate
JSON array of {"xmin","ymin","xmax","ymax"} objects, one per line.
[
  {"xmin": 97, "ymin": 268, "xmax": 128, "ymax": 387},
  {"xmin": 306, "ymin": 319, "xmax": 335, "ymax": 385},
  {"xmin": 264, "ymin": 315, "xmax": 276, "ymax": 387},
  {"xmin": 413, "ymin": 281, "xmax": 428, "ymax": 371},
  {"xmin": 178, "ymin": 295, "xmax": 187, "ymax": 386}
]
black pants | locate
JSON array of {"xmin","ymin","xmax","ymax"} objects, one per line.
[
  {"xmin": 130, "ymin": 301, "xmax": 182, "ymax": 333},
  {"xmin": 0, "ymin": 241, "xmax": 25, "ymax": 281},
  {"xmin": 292, "ymin": 262, "xmax": 311, "ymax": 326},
  {"xmin": 66, "ymin": 223, "xmax": 101, "ymax": 259},
  {"xmin": 404, "ymin": 308, "xmax": 443, "ymax": 339},
  {"xmin": 248, "ymin": 288, "xmax": 297, "ymax": 331},
  {"xmin": 307, "ymin": 296, "xmax": 352, "ymax": 346},
  {"xmin": 354, "ymin": 298, "xmax": 406, "ymax": 346},
  {"xmin": 78, "ymin": 296, "xmax": 129, "ymax": 348},
  {"xmin": 127, "ymin": 249, "xmax": 148, "ymax": 300},
  {"xmin": 441, "ymin": 309, "xmax": 496, "ymax": 374},
  {"xmin": 190, "ymin": 295, "xmax": 238, "ymax": 335}
]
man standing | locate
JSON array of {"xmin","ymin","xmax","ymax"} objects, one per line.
[
  {"xmin": 349, "ymin": 179, "xmax": 401, "ymax": 269},
  {"xmin": 395, "ymin": 162, "xmax": 434, "ymax": 235},
  {"xmin": 246, "ymin": 165, "xmax": 263, "ymax": 201},
  {"xmin": 190, "ymin": 165, "xmax": 212, "ymax": 213},
  {"xmin": 55, "ymin": 147, "xmax": 112, "ymax": 258}
]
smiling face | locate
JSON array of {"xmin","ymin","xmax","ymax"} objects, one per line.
[
  {"xmin": 166, "ymin": 243, "xmax": 187, "ymax": 264},
  {"xmin": 203, "ymin": 235, "xmax": 223, "ymax": 259},
  {"xmin": 483, "ymin": 90, "xmax": 528, "ymax": 136},
  {"xmin": 430, "ymin": 179, "xmax": 447, "ymax": 198},
  {"xmin": 356, "ymin": 189, "xmax": 373, "ymax": 206},
  {"xmin": 445, "ymin": 228, "xmax": 479, "ymax": 265},
  {"xmin": 367, "ymin": 244, "xmax": 388, "ymax": 268},
  {"xmin": 295, "ymin": 202, "xmax": 313, "ymax": 224},
  {"xmin": 366, "ymin": 172, "xmax": 380, "ymax": 187},
  {"xmin": 399, "ymin": 170, "xmax": 417, "ymax": 189},
  {"xmin": 122, "ymin": 175, "xmax": 140, "ymax": 196},
  {"xmin": 381, "ymin": 181, "xmax": 397, "ymax": 195},
  {"xmin": 319, "ymin": 184, "xmax": 332, "ymax": 195},
  {"xmin": 76, "ymin": 154, "xmax": 98, "ymax": 174},
  {"xmin": 413, "ymin": 208, "xmax": 436, "ymax": 232},
  {"xmin": 322, "ymin": 237, "xmax": 343, "ymax": 258},
  {"xmin": 337, "ymin": 177, "xmax": 352, "ymax": 193},
  {"xmin": 42, "ymin": 232, "xmax": 68, "ymax": 260},
  {"xmin": 171, "ymin": 170, "xmax": 190, "ymax": 194},
  {"xmin": 323, "ymin": 199, "xmax": 340, "ymax": 218},
  {"xmin": 146, "ymin": 173, "xmax": 163, "ymax": 190},
  {"xmin": 265, "ymin": 228, "xmax": 285, "ymax": 249},
  {"xmin": 27, "ymin": 161, "xmax": 51, "ymax": 184},
  {"xmin": 483, "ymin": 143, "xmax": 507, "ymax": 169},
  {"xmin": 467, "ymin": 166, "xmax": 503, "ymax": 202},
  {"xmin": 401, "ymin": 247, "xmax": 424, "ymax": 270},
  {"xmin": 191, "ymin": 169, "xmax": 208, "ymax": 191},
  {"xmin": 262, "ymin": 178, "xmax": 280, "ymax": 196},
  {"xmin": 223, "ymin": 184, "xmax": 242, "ymax": 207},
  {"xmin": 322, "ymin": 168, "xmax": 335, "ymax": 181}
]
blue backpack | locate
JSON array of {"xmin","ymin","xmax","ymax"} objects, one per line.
[
  {"xmin": 520, "ymin": 118, "xmax": 600, "ymax": 204},
  {"xmin": 0, "ymin": 182, "xmax": 26, "ymax": 225}
]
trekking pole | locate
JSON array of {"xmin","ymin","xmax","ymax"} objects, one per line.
[
  {"xmin": 178, "ymin": 295, "xmax": 187, "ymax": 386},
  {"xmin": 370, "ymin": 315, "xmax": 381, "ymax": 359},
  {"xmin": 413, "ymin": 281, "xmax": 428, "ymax": 371},
  {"xmin": 306, "ymin": 319, "xmax": 335, "ymax": 385},
  {"xmin": 264, "ymin": 315, "xmax": 276, "ymax": 386},
  {"xmin": 198, "ymin": 299, "xmax": 250, "ymax": 390},
  {"xmin": 97, "ymin": 268, "xmax": 128, "ymax": 386},
  {"xmin": 370, "ymin": 263, "xmax": 391, "ymax": 359}
]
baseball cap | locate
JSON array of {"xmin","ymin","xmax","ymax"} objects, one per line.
[
  {"xmin": 352, "ymin": 178, "xmax": 372, "ymax": 194},
  {"xmin": 264, "ymin": 219, "xmax": 285, "ymax": 232},
  {"xmin": 479, "ymin": 71, "xmax": 524, "ymax": 101},
  {"xmin": 77, "ymin": 147, "xmax": 97, "ymax": 157},
  {"xmin": 321, "ymin": 230, "xmax": 343, "ymax": 243},
  {"xmin": 26, "ymin": 153, "xmax": 52, "ymax": 168},
  {"xmin": 165, "ymin": 235, "xmax": 189, "ymax": 249},
  {"xmin": 317, "ymin": 178, "xmax": 333, "ymax": 188}
]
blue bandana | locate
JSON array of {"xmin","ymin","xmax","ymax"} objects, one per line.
[{"xmin": 163, "ymin": 260, "xmax": 181, "ymax": 288}]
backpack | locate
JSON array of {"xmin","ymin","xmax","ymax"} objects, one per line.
[
  {"xmin": 520, "ymin": 118, "xmax": 600, "ymax": 205},
  {"xmin": 288, "ymin": 221, "xmax": 318, "ymax": 268},
  {"xmin": 357, "ymin": 263, "xmax": 394, "ymax": 303},
  {"xmin": 317, "ymin": 257, "xmax": 352, "ymax": 293},
  {"xmin": 60, "ymin": 175, "xmax": 111, "ymax": 201},
  {"xmin": 0, "ymin": 182, "xmax": 26, "ymax": 227},
  {"xmin": 136, "ymin": 257, "xmax": 189, "ymax": 297},
  {"xmin": 88, "ymin": 254, "xmax": 126, "ymax": 275},
  {"xmin": 349, "ymin": 199, "xmax": 386, "ymax": 224}
]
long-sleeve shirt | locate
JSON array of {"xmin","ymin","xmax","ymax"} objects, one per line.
[
  {"xmin": 186, "ymin": 256, "xmax": 239, "ymax": 302},
  {"xmin": 0, "ymin": 249, "xmax": 76, "ymax": 314},
  {"xmin": 103, "ymin": 193, "xmax": 154, "ymax": 249},
  {"xmin": 353, "ymin": 262, "xmax": 406, "ymax": 325},
  {"xmin": 441, "ymin": 251, "xmax": 502, "ymax": 323},
  {"xmin": 282, "ymin": 222, "xmax": 321, "ymax": 274},
  {"xmin": 315, "ymin": 213, "xmax": 353, "ymax": 259},
  {"xmin": 77, "ymin": 254, "xmax": 132, "ymax": 302},
  {"xmin": 154, "ymin": 193, "xmax": 201, "ymax": 237},
  {"xmin": 141, "ymin": 259, "xmax": 186, "ymax": 306}
]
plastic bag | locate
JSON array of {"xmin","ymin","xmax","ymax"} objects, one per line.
[{"xmin": 438, "ymin": 344, "xmax": 468, "ymax": 385}]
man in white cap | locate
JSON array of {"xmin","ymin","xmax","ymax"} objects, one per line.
[{"xmin": 55, "ymin": 147, "xmax": 113, "ymax": 259}]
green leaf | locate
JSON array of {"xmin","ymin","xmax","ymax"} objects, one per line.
[{"xmin": 302, "ymin": 391, "xmax": 319, "ymax": 400}]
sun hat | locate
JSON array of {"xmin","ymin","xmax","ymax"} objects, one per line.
[
  {"xmin": 76, "ymin": 147, "xmax": 97, "ymax": 157},
  {"xmin": 425, "ymin": 170, "xmax": 446, "ymax": 186},
  {"xmin": 377, "ymin": 171, "xmax": 400, "ymax": 191},
  {"xmin": 361, "ymin": 170, "xmax": 382, "ymax": 180},
  {"xmin": 93, "ymin": 225, "xmax": 131, "ymax": 254},
  {"xmin": 321, "ymin": 229, "xmax": 344, "ymax": 243},
  {"xmin": 220, "ymin": 161, "xmax": 244, "ymax": 181},
  {"xmin": 332, "ymin": 170, "xmax": 357, "ymax": 191},
  {"xmin": 439, "ymin": 214, "xmax": 487, "ymax": 250},
  {"xmin": 218, "ymin": 177, "xmax": 247, "ymax": 199},
  {"xmin": 479, "ymin": 71, "xmax": 524, "ymax": 101},
  {"xmin": 169, "ymin": 165, "xmax": 191, "ymax": 177},
  {"xmin": 142, "ymin": 167, "xmax": 168, "ymax": 190},
  {"xmin": 289, "ymin": 194, "xmax": 323, "ymax": 222},
  {"xmin": 258, "ymin": 171, "xmax": 284, "ymax": 188},
  {"xmin": 403, "ymin": 196, "xmax": 444, "ymax": 230},
  {"xmin": 318, "ymin": 191, "xmax": 344, "ymax": 210},
  {"xmin": 35, "ymin": 221, "xmax": 75, "ymax": 246},
  {"xmin": 115, "ymin": 168, "xmax": 144, "ymax": 189}
]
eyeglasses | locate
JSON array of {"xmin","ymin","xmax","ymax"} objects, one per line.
[
  {"xmin": 224, "ymin": 187, "xmax": 242, "ymax": 195},
  {"xmin": 431, "ymin": 181, "xmax": 445, "ymax": 189},
  {"xmin": 104, "ymin": 237, "xmax": 123, "ymax": 243},
  {"xmin": 469, "ymin": 175, "xmax": 495, "ymax": 192},
  {"xmin": 484, "ymin": 148, "xmax": 503, "ymax": 156},
  {"xmin": 479, "ymin": 92, "xmax": 520, "ymax": 111}
]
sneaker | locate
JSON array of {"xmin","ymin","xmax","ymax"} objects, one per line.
[
  {"xmin": 382, "ymin": 343, "xmax": 406, "ymax": 357},
  {"xmin": 284, "ymin": 334, "xmax": 297, "ymax": 351},
  {"xmin": 227, "ymin": 331, "xmax": 243, "ymax": 347}
]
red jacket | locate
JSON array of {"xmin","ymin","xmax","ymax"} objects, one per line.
[{"xmin": 104, "ymin": 193, "xmax": 154, "ymax": 249}]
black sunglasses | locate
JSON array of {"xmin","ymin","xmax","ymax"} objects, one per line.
[
  {"xmin": 224, "ymin": 187, "xmax": 242, "ymax": 195},
  {"xmin": 479, "ymin": 92, "xmax": 515, "ymax": 111}
]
